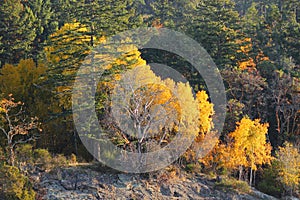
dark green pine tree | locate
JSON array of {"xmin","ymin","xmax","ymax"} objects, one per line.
[
  {"xmin": 148, "ymin": 0, "xmax": 178, "ymax": 28},
  {"xmin": 187, "ymin": 0, "xmax": 245, "ymax": 69},
  {"xmin": 241, "ymin": 2, "xmax": 267, "ymax": 64},
  {"xmin": 0, "ymin": 0, "xmax": 36, "ymax": 66},
  {"xmin": 47, "ymin": 0, "xmax": 145, "ymax": 121},
  {"xmin": 50, "ymin": 0, "xmax": 73, "ymax": 28},
  {"xmin": 25, "ymin": 0, "xmax": 58, "ymax": 64},
  {"xmin": 45, "ymin": 0, "xmax": 142, "ymax": 87},
  {"xmin": 71, "ymin": 0, "xmax": 140, "ymax": 46},
  {"xmin": 232, "ymin": 0, "xmax": 254, "ymax": 16},
  {"xmin": 146, "ymin": 0, "xmax": 199, "ymax": 31},
  {"xmin": 279, "ymin": 0, "xmax": 300, "ymax": 65},
  {"xmin": 43, "ymin": 0, "xmax": 143, "ymax": 103},
  {"xmin": 242, "ymin": 1, "xmax": 300, "ymax": 70}
]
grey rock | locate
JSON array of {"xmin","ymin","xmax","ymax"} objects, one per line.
[
  {"xmin": 118, "ymin": 173, "xmax": 133, "ymax": 183},
  {"xmin": 60, "ymin": 179, "xmax": 75, "ymax": 190},
  {"xmin": 160, "ymin": 184, "xmax": 172, "ymax": 196},
  {"xmin": 33, "ymin": 166, "xmax": 280, "ymax": 200}
]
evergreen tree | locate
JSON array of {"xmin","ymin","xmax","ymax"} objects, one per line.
[
  {"xmin": 0, "ymin": 0, "xmax": 36, "ymax": 66},
  {"xmin": 50, "ymin": 0, "xmax": 73, "ymax": 28},
  {"xmin": 26, "ymin": 0, "xmax": 57, "ymax": 63},
  {"xmin": 187, "ymin": 0, "xmax": 245, "ymax": 69},
  {"xmin": 44, "ymin": 0, "xmax": 141, "ymax": 89},
  {"xmin": 148, "ymin": 0, "xmax": 177, "ymax": 28},
  {"xmin": 70, "ymin": 0, "xmax": 140, "ymax": 46}
]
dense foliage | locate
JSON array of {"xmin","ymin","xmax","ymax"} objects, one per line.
[{"xmin": 0, "ymin": 0, "xmax": 299, "ymax": 198}]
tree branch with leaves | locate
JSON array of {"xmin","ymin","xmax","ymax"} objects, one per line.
[{"xmin": 0, "ymin": 94, "xmax": 41, "ymax": 166}]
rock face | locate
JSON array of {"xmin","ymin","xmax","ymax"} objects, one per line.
[{"xmin": 33, "ymin": 165, "xmax": 279, "ymax": 200}]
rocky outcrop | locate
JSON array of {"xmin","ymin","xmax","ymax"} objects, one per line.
[{"xmin": 33, "ymin": 165, "xmax": 280, "ymax": 200}]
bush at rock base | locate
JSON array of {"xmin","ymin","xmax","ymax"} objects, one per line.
[
  {"xmin": 215, "ymin": 177, "xmax": 251, "ymax": 194},
  {"xmin": 0, "ymin": 164, "xmax": 35, "ymax": 200}
]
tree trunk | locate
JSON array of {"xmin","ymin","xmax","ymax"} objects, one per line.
[
  {"xmin": 73, "ymin": 131, "xmax": 78, "ymax": 156},
  {"xmin": 253, "ymin": 170, "xmax": 256, "ymax": 186},
  {"xmin": 249, "ymin": 167, "xmax": 253, "ymax": 186},
  {"xmin": 8, "ymin": 144, "xmax": 15, "ymax": 166},
  {"xmin": 239, "ymin": 165, "xmax": 243, "ymax": 180}
]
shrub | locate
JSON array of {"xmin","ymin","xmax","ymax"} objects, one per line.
[
  {"xmin": 15, "ymin": 144, "xmax": 34, "ymax": 165},
  {"xmin": 257, "ymin": 160, "xmax": 283, "ymax": 197},
  {"xmin": 0, "ymin": 164, "xmax": 36, "ymax": 200},
  {"xmin": 185, "ymin": 162, "xmax": 201, "ymax": 173},
  {"xmin": 0, "ymin": 147, "xmax": 5, "ymax": 165},
  {"xmin": 215, "ymin": 177, "xmax": 251, "ymax": 194},
  {"xmin": 33, "ymin": 149, "xmax": 52, "ymax": 170},
  {"xmin": 52, "ymin": 154, "xmax": 68, "ymax": 167},
  {"xmin": 70, "ymin": 153, "xmax": 77, "ymax": 164}
]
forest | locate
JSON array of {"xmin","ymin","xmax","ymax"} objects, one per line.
[{"xmin": 0, "ymin": 0, "xmax": 299, "ymax": 199}]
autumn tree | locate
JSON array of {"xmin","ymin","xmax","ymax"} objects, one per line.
[
  {"xmin": 0, "ymin": 59, "xmax": 46, "ymax": 105},
  {"xmin": 225, "ymin": 117, "xmax": 272, "ymax": 185},
  {"xmin": 0, "ymin": 59, "xmax": 48, "ymax": 150},
  {"xmin": 188, "ymin": 90, "xmax": 215, "ymax": 166},
  {"xmin": 0, "ymin": 95, "xmax": 41, "ymax": 166},
  {"xmin": 105, "ymin": 65, "xmax": 199, "ymax": 165},
  {"xmin": 199, "ymin": 140, "xmax": 228, "ymax": 173},
  {"xmin": 276, "ymin": 142, "xmax": 300, "ymax": 196}
]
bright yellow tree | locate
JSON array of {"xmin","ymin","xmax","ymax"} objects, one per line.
[
  {"xmin": 196, "ymin": 90, "xmax": 214, "ymax": 138},
  {"xmin": 110, "ymin": 65, "xmax": 199, "ymax": 154},
  {"xmin": 180, "ymin": 89, "xmax": 215, "ymax": 166},
  {"xmin": 226, "ymin": 117, "xmax": 272, "ymax": 185}
]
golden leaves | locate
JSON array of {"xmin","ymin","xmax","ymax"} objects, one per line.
[
  {"xmin": 276, "ymin": 142, "xmax": 300, "ymax": 190},
  {"xmin": 227, "ymin": 117, "xmax": 272, "ymax": 170},
  {"xmin": 196, "ymin": 90, "xmax": 214, "ymax": 135},
  {"xmin": 0, "ymin": 59, "xmax": 46, "ymax": 100}
]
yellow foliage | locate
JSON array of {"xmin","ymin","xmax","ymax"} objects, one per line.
[
  {"xmin": 236, "ymin": 38, "xmax": 257, "ymax": 71},
  {"xmin": 238, "ymin": 58, "xmax": 256, "ymax": 71},
  {"xmin": 200, "ymin": 140, "xmax": 227, "ymax": 169},
  {"xmin": 236, "ymin": 38, "xmax": 270, "ymax": 71},
  {"xmin": 226, "ymin": 117, "xmax": 272, "ymax": 171},
  {"xmin": 256, "ymin": 50, "xmax": 270, "ymax": 62},
  {"xmin": 175, "ymin": 82, "xmax": 199, "ymax": 137},
  {"xmin": 111, "ymin": 65, "xmax": 199, "ymax": 144},
  {"xmin": 276, "ymin": 142, "xmax": 300, "ymax": 191},
  {"xmin": 45, "ymin": 22, "xmax": 91, "ymax": 65},
  {"xmin": 0, "ymin": 59, "xmax": 46, "ymax": 100},
  {"xmin": 196, "ymin": 90, "xmax": 214, "ymax": 135}
]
